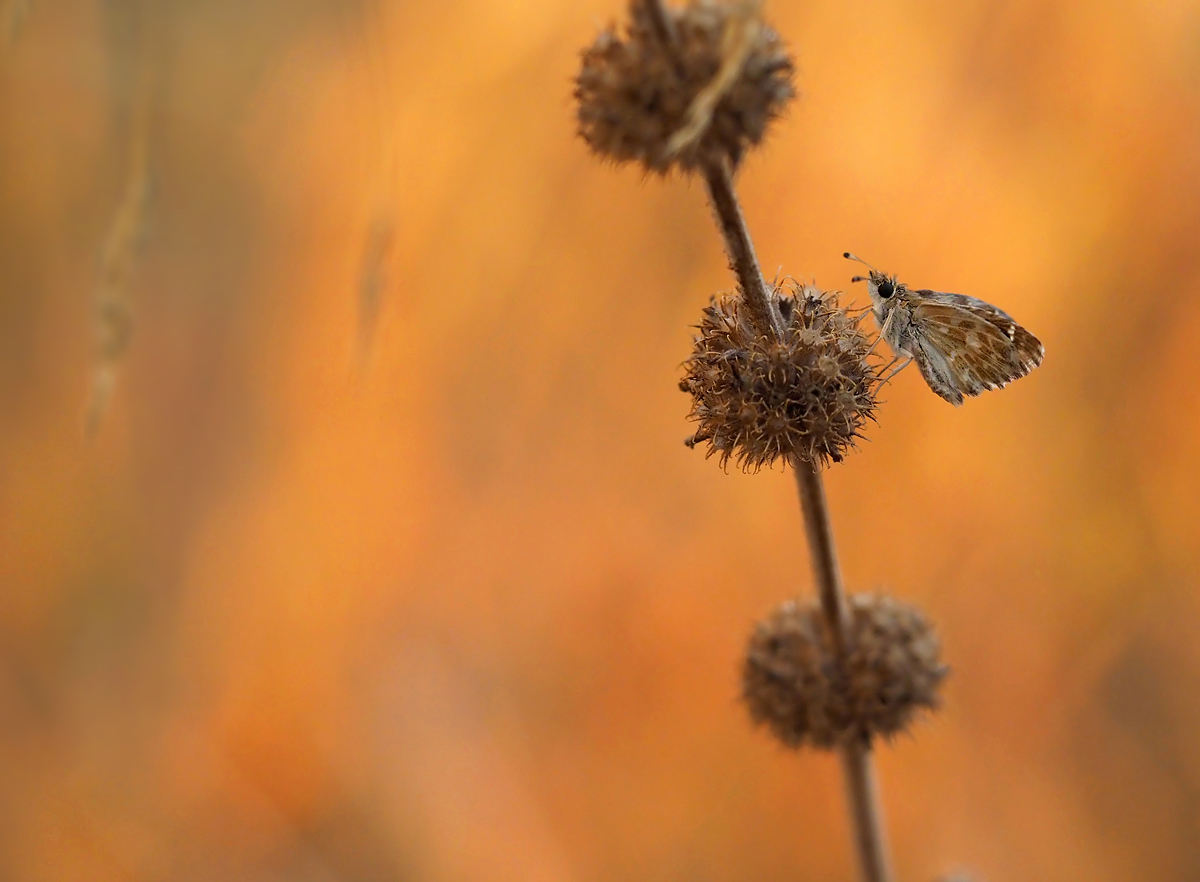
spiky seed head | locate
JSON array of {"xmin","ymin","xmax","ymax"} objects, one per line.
[
  {"xmin": 680, "ymin": 282, "xmax": 879, "ymax": 471},
  {"xmin": 574, "ymin": 0, "xmax": 795, "ymax": 174},
  {"xmin": 742, "ymin": 594, "xmax": 948, "ymax": 749}
]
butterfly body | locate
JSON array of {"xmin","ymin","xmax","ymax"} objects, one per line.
[{"xmin": 845, "ymin": 254, "xmax": 1044, "ymax": 406}]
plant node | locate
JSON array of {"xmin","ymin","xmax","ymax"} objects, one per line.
[
  {"xmin": 574, "ymin": 0, "xmax": 794, "ymax": 174},
  {"xmin": 742, "ymin": 594, "xmax": 947, "ymax": 749},
  {"xmin": 681, "ymin": 282, "xmax": 879, "ymax": 470}
]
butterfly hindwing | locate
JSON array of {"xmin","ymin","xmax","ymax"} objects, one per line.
[{"xmin": 907, "ymin": 291, "xmax": 1044, "ymax": 405}]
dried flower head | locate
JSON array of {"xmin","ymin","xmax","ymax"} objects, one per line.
[
  {"xmin": 742, "ymin": 594, "xmax": 947, "ymax": 749},
  {"xmin": 574, "ymin": 0, "xmax": 794, "ymax": 173},
  {"xmin": 680, "ymin": 282, "xmax": 878, "ymax": 470}
]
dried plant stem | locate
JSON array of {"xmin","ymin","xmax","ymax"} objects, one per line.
[
  {"xmin": 703, "ymin": 74, "xmax": 895, "ymax": 882},
  {"xmin": 85, "ymin": 0, "xmax": 158, "ymax": 437},
  {"xmin": 793, "ymin": 460, "xmax": 850, "ymax": 653},
  {"xmin": 839, "ymin": 741, "xmax": 893, "ymax": 882},
  {"xmin": 794, "ymin": 460, "xmax": 894, "ymax": 882},
  {"xmin": 641, "ymin": 0, "xmax": 781, "ymax": 340},
  {"xmin": 639, "ymin": 1, "xmax": 893, "ymax": 877},
  {"xmin": 5, "ymin": 0, "xmax": 32, "ymax": 45},
  {"xmin": 701, "ymin": 157, "xmax": 784, "ymax": 339},
  {"xmin": 352, "ymin": 0, "xmax": 398, "ymax": 361}
]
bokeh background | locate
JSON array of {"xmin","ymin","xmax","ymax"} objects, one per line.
[{"xmin": 3, "ymin": 0, "xmax": 1200, "ymax": 879}]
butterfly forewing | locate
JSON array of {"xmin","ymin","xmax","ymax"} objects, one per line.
[{"xmin": 908, "ymin": 291, "xmax": 1044, "ymax": 405}]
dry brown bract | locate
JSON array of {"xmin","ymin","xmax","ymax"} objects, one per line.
[
  {"xmin": 742, "ymin": 594, "xmax": 947, "ymax": 749},
  {"xmin": 574, "ymin": 0, "xmax": 794, "ymax": 173},
  {"xmin": 680, "ymin": 282, "xmax": 879, "ymax": 470}
]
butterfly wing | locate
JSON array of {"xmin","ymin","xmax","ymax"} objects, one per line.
[{"xmin": 907, "ymin": 290, "xmax": 1044, "ymax": 406}]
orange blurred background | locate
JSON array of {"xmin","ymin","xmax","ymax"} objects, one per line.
[{"xmin": 3, "ymin": 0, "xmax": 1200, "ymax": 879}]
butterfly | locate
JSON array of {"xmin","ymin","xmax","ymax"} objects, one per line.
[{"xmin": 844, "ymin": 253, "xmax": 1044, "ymax": 406}]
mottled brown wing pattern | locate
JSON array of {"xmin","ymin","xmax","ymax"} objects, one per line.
[{"xmin": 907, "ymin": 291, "xmax": 1044, "ymax": 406}]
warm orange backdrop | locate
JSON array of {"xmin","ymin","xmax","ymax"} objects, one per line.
[{"xmin": 3, "ymin": 1, "xmax": 1200, "ymax": 879}]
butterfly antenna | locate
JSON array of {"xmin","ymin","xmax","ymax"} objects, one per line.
[{"xmin": 843, "ymin": 252, "xmax": 880, "ymax": 275}]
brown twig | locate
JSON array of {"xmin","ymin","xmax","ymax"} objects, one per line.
[
  {"xmin": 85, "ymin": 0, "xmax": 158, "ymax": 438},
  {"xmin": 794, "ymin": 459, "xmax": 893, "ymax": 882},
  {"xmin": 352, "ymin": 0, "xmax": 398, "ymax": 361},
  {"xmin": 700, "ymin": 157, "xmax": 784, "ymax": 340},
  {"xmin": 638, "ymin": 2, "xmax": 894, "ymax": 877},
  {"xmin": 5, "ymin": 0, "xmax": 32, "ymax": 44},
  {"xmin": 642, "ymin": 0, "xmax": 782, "ymax": 340},
  {"xmin": 793, "ymin": 460, "xmax": 850, "ymax": 653}
]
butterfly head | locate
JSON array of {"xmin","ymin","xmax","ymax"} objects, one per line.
[{"xmin": 843, "ymin": 253, "xmax": 903, "ymax": 311}]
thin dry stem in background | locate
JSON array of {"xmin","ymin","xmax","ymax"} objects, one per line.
[
  {"xmin": 353, "ymin": 0, "xmax": 399, "ymax": 362},
  {"xmin": 85, "ymin": 0, "xmax": 157, "ymax": 438},
  {"xmin": 356, "ymin": 210, "xmax": 395, "ymax": 360},
  {"xmin": 5, "ymin": 0, "xmax": 31, "ymax": 44}
]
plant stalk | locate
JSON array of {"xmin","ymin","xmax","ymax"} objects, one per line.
[
  {"xmin": 641, "ymin": 1, "xmax": 894, "ymax": 878},
  {"xmin": 701, "ymin": 157, "xmax": 785, "ymax": 340},
  {"xmin": 794, "ymin": 460, "xmax": 893, "ymax": 882},
  {"xmin": 641, "ymin": 0, "xmax": 781, "ymax": 340}
]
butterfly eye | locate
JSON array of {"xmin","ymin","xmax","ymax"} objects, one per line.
[{"xmin": 877, "ymin": 280, "xmax": 895, "ymax": 299}]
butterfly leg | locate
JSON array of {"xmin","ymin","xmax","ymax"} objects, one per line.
[
  {"xmin": 866, "ymin": 309, "xmax": 895, "ymax": 356},
  {"xmin": 877, "ymin": 357, "xmax": 913, "ymax": 388}
]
